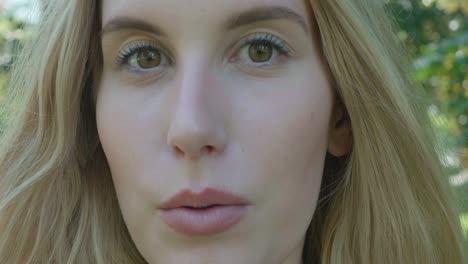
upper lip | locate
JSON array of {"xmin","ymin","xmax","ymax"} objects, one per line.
[{"xmin": 158, "ymin": 187, "xmax": 250, "ymax": 210}]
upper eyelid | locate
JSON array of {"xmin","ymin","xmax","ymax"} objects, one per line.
[
  {"xmin": 115, "ymin": 40, "xmax": 171, "ymax": 65},
  {"xmin": 238, "ymin": 33, "xmax": 291, "ymax": 53}
]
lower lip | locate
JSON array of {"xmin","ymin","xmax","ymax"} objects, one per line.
[{"xmin": 159, "ymin": 205, "xmax": 249, "ymax": 236}]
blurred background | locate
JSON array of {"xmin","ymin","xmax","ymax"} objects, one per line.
[{"xmin": 0, "ymin": 0, "xmax": 467, "ymax": 252}]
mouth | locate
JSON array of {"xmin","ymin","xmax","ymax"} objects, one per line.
[
  {"xmin": 158, "ymin": 187, "xmax": 251, "ymax": 236},
  {"xmin": 159, "ymin": 204, "xmax": 250, "ymax": 236},
  {"xmin": 158, "ymin": 187, "xmax": 251, "ymax": 210}
]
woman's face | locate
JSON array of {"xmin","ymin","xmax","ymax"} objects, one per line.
[{"xmin": 97, "ymin": 0, "xmax": 350, "ymax": 263}]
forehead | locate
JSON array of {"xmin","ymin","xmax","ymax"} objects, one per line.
[{"xmin": 101, "ymin": 0, "xmax": 310, "ymax": 28}]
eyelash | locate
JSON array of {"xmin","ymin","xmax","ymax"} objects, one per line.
[
  {"xmin": 237, "ymin": 32, "xmax": 291, "ymax": 58},
  {"xmin": 114, "ymin": 32, "xmax": 292, "ymax": 73},
  {"xmin": 115, "ymin": 41, "xmax": 168, "ymax": 67}
]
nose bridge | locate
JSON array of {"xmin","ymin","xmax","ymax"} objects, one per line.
[{"xmin": 166, "ymin": 54, "xmax": 225, "ymax": 160}]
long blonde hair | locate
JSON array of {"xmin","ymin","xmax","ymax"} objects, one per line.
[{"xmin": 0, "ymin": 0, "xmax": 465, "ymax": 263}]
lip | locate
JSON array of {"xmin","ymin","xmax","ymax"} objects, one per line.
[
  {"xmin": 158, "ymin": 187, "xmax": 250, "ymax": 209},
  {"xmin": 158, "ymin": 187, "xmax": 251, "ymax": 236}
]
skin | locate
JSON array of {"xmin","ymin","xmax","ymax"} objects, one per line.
[{"xmin": 97, "ymin": 0, "xmax": 352, "ymax": 263}]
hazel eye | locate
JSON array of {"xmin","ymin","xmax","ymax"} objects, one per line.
[
  {"xmin": 128, "ymin": 49, "xmax": 162, "ymax": 69},
  {"xmin": 233, "ymin": 33, "xmax": 292, "ymax": 67},
  {"xmin": 115, "ymin": 40, "xmax": 170, "ymax": 74},
  {"xmin": 248, "ymin": 42, "xmax": 273, "ymax": 62}
]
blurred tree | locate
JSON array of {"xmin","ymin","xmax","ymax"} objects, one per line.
[
  {"xmin": 385, "ymin": 0, "xmax": 468, "ymax": 170},
  {"xmin": 384, "ymin": 0, "xmax": 468, "ymax": 252},
  {"xmin": 0, "ymin": 1, "xmax": 37, "ymax": 133}
]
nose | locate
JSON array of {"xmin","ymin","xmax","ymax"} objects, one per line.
[{"xmin": 166, "ymin": 63, "xmax": 226, "ymax": 161}]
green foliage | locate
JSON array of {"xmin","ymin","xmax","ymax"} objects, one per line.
[
  {"xmin": 384, "ymin": 0, "xmax": 468, "ymax": 251},
  {"xmin": 385, "ymin": 0, "xmax": 468, "ymax": 169},
  {"xmin": 0, "ymin": 6, "xmax": 34, "ymax": 134}
]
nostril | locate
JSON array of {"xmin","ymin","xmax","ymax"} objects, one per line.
[
  {"xmin": 172, "ymin": 145, "xmax": 215, "ymax": 158},
  {"xmin": 174, "ymin": 146, "xmax": 184, "ymax": 156},
  {"xmin": 203, "ymin": 145, "xmax": 214, "ymax": 154}
]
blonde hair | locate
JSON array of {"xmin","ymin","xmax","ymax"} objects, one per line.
[{"xmin": 0, "ymin": 0, "xmax": 465, "ymax": 263}]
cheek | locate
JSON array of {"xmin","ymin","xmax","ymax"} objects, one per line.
[
  {"xmin": 234, "ymin": 67, "xmax": 333, "ymax": 243},
  {"xmin": 235, "ymin": 64, "xmax": 333, "ymax": 183},
  {"xmin": 96, "ymin": 88, "xmax": 134, "ymax": 170},
  {"xmin": 95, "ymin": 80, "xmax": 162, "ymax": 241},
  {"xmin": 95, "ymin": 82, "xmax": 147, "ymax": 202},
  {"xmin": 95, "ymin": 75, "xmax": 162, "ymax": 171}
]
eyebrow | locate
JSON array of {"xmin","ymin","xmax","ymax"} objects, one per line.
[
  {"xmin": 100, "ymin": 16, "xmax": 166, "ymax": 38},
  {"xmin": 224, "ymin": 6, "xmax": 308, "ymax": 33},
  {"xmin": 100, "ymin": 6, "xmax": 309, "ymax": 38}
]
